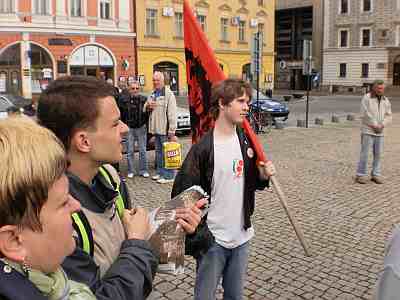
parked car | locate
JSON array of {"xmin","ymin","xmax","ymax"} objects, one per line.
[
  {"xmin": 250, "ymin": 91, "xmax": 290, "ymax": 121},
  {"xmin": 176, "ymin": 106, "xmax": 191, "ymax": 135},
  {"xmin": 0, "ymin": 94, "xmax": 31, "ymax": 119}
]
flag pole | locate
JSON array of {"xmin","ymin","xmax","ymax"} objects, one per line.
[
  {"xmin": 270, "ymin": 176, "xmax": 311, "ymax": 257},
  {"xmin": 242, "ymin": 119, "xmax": 311, "ymax": 257}
]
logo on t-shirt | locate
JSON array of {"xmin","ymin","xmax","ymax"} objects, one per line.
[{"xmin": 232, "ymin": 159, "xmax": 244, "ymax": 178}]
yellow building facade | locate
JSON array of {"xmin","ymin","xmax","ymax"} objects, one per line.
[{"xmin": 137, "ymin": 0, "xmax": 275, "ymax": 94}]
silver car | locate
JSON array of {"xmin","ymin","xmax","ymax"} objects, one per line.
[{"xmin": 176, "ymin": 106, "xmax": 191, "ymax": 135}]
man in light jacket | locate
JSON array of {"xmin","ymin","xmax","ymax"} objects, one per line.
[
  {"xmin": 144, "ymin": 71, "xmax": 177, "ymax": 184},
  {"xmin": 355, "ymin": 80, "xmax": 392, "ymax": 184}
]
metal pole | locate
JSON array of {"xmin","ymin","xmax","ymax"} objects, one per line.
[
  {"xmin": 306, "ymin": 73, "xmax": 310, "ymax": 128},
  {"xmin": 256, "ymin": 31, "xmax": 260, "ymax": 129}
]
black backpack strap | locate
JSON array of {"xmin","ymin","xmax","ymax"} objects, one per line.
[{"xmin": 71, "ymin": 210, "xmax": 94, "ymax": 257}]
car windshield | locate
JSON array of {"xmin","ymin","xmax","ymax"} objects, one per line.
[{"xmin": 0, "ymin": 97, "xmax": 13, "ymax": 112}]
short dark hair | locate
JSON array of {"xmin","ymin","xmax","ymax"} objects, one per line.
[
  {"xmin": 209, "ymin": 78, "xmax": 252, "ymax": 120},
  {"xmin": 37, "ymin": 76, "xmax": 115, "ymax": 150}
]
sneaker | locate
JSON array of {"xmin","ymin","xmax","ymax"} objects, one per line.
[
  {"xmin": 127, "ymin": 173, "xmax": 134, "ymax": 178},
  {"xmin": 157, "ymin": 178, "xmax": 174, "ymax": 184},
  {"xmin": 355, "ymin": 175, "xmax": 368, "ymax": 184},
  {"xmin": 371, "ymin": 176, "xmax": 384, "ymax": 184},
  {"xmin": 152, "ymin": 174, "xmax": 161, "ymax": 180},
  {"xmin": 141, "ymin": 172, "xmax": 150, "ymax": 178}
]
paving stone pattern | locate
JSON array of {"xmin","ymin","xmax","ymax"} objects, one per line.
[{"xmin": 124, "ymin": 114, "xmax": 400, "ymax": 300}]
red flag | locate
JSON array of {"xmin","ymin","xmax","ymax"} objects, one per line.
[{"xmin": 183, "ymin": 0, "xmax": 267, "ymax": 162}]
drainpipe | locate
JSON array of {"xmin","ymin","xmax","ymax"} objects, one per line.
[{"xmin": 132, "ymin": 0, "xmax": 138, "ymax": 78}]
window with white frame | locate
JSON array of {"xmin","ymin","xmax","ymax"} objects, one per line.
[
  {"xmin": 100, "ymin": 0, "xmax": 111, "ymax": 19},
  {"xmin": 338, "ymin": 29, "xmax": 349, "ymax": 47},
  {"xmin": 361, "ymin": 28, "xmax": 372, "ymax": 46},
  {"xmin": 0, "ymin": 0, "xmax": 14, "ymax": 13},
  {"xmin": 361, "ymin": 63, "xmax": 369, "ymax": 78},
  {"xmin": 146, "ymin": 8, "xmax": 157, "ymax": 35},
  {"xmin": 175, "ymin": 12, "xmax": 183, "ymax": 37},
  {"xmin": 339, "ymin": 63, "xmax": 347, "ymax": 77},
  {"xmin": 196, "ymin": 15, "xmax": 206, "ymax": 32},
  {"xmin": 34, "ymin": 0, "xmax": 50, "ymax": 15},
  {"xmin": 220, "ymin": 18, "xmax": 228, "ymax": 41},
  {"xmin": 70, "ymin": 0, "xmax": 82, "ymax": 17},
  {"xmin": 362, "ymin": 0, "xmax": 372, "ymax": 12},
  {"xmin": 238, "ymin": 20, "xmax": 246, "ymax": 42},
  {"xmin": 339, "ymin": 0, "xmax": 349, "ymax": 14}
]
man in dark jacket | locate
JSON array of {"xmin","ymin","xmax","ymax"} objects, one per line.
[
  {"xmin": 37, "ymin": 76, "xmax": 203, "ymax": 300},
  {"xmin": 121, "ymin": 81, "xmax": 150, "ymax": 178},
  {"xmin": 172, "ymin": 78, "xmax": 276, "ymax": 300}
]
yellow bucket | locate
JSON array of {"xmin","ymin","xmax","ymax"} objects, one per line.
[{"xmin": 163, "ymin": 142, "xmax": 182, "ymax": 169}]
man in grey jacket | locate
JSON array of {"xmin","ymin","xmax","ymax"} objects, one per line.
[{"xmin": 355, "ymin": 80, "xmax": 392, "ymax": 184}]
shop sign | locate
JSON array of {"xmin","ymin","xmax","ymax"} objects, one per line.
[
  {"xmin": 23, "ymin": 68, "xmax": 30, "ymax": 76},
  {"xmin": 42, "ymin": 68, "xmax": 52, "ymax": 79},
  {"xmin": 48, "ymin": 38, "xmax": 73, "ymax": 46},
  {"xmin": 138, "ymin": 75, "xmax": 145, "ymax": 86},
  {"xmin": 57, "ymin": 61, "xmax": 68, "ymax": 74},
  {"xmin": 128, "ymin": 76, "xmax": 135, "ymax": 84}
]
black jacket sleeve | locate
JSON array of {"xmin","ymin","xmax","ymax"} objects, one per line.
[
  {"xmin": 63, "ymin": 240, "xmax": 158, "ymax": 300},
  {"xmin": 171, "ymin": 143, "xmax": 202, "ymax": 198}
]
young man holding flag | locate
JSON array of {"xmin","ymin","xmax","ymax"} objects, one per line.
[{"xmin": 172, "ymin": 79, "xmax": 276, "ymax": 300}]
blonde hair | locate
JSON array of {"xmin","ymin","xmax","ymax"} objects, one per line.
[{"xmin": 0, "ymin": 117, "xmax": 67, "ymax": 231}]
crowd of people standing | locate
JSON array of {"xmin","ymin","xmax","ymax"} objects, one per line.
[{"xmin": 0, "ymin": 74, "xmax": 397, "ymax": 300}]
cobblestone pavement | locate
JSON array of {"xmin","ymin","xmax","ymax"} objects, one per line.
[{"xmin": 124, "ymin": 113, "xmax": 400, "ymax": 300}]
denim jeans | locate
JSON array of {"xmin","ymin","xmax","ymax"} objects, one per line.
[
  {"xmin": 154, "ymin": 134, "xmax": 174, "ymax": 180},
  {"xmin": 126, "ymin": 125, "xmax": 148, "ymax": 175},
  {"xmin": 194, "ymin": 241, "xmax": 250, "ymax": 300},
  {"xmin": 356, "ymin": 133, "xmax": 384, "ymax": 177}
]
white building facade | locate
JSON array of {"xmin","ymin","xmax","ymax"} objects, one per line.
[{"xmin": 323, "ymin": 0, "xmax": 400, "ymax": 92}]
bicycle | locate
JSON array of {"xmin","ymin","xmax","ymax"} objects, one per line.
[{"xmin": 247, "ymin": 107, "xmax": 274, "ymax": 135}]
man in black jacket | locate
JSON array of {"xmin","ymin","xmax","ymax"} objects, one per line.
[
  {"xmin": 172, "ymin": 78, "xmax": 276, "ymax": 300},
  {"xmin": 37, "ymin": 76, "xmax": 204, "ymax": 300},
  {"xmin": 121, "ymin": 81, "xmax": 150, "ymax": 178}
]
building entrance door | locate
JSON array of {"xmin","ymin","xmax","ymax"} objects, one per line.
[
  {"xmin": 86, "ymin": 67, "xmax": 97, "ymax": 77},
  {"xmin": 393, "ymin": 63, "xmax": 400, "ymax": 86}
]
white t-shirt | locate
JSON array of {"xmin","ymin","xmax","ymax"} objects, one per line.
[{"xmin": 207, "ymin": 132, "xmax": 254, "ymax": 249}]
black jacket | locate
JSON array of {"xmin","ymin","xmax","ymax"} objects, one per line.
[
  {"xmin": 62, "ymin": 170, "xmax": 158, "ymax": 300},
  {"xmin": 171, "ymin": 127, "xmax": 268, "ymax": 258},
  {"xmin": 118, "ymin": 93, "xmax": 149, "ymax": 129},
  {"xmin": 0, "ymin": 260, "xmax": 46, "ymax": 300}
]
